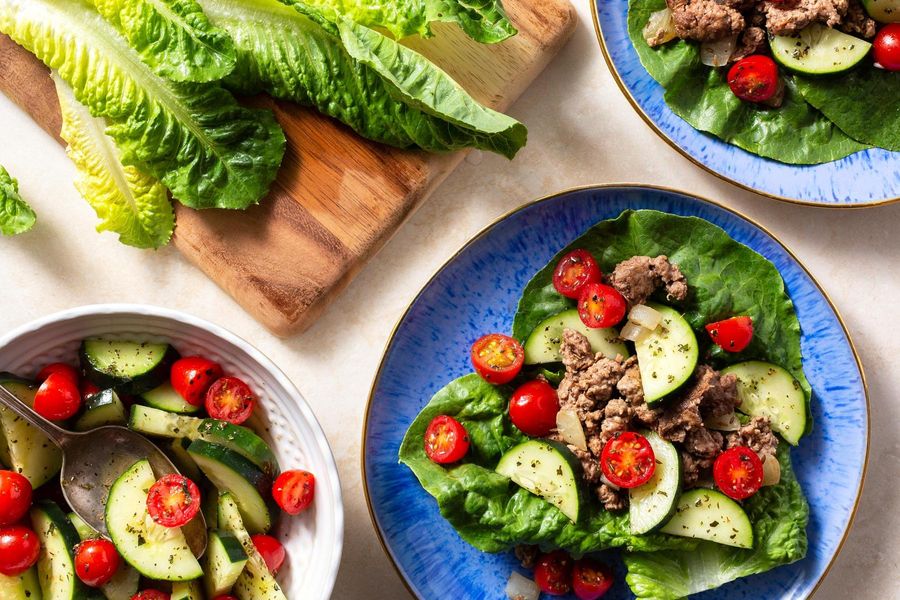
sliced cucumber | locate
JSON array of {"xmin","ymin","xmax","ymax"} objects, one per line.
[
  {"xmin": 721, "ymin": 361, "xmax": 806, "ymax": 445},
  {"xmin": 0, "ymin": 567, "xmax": 42, "ymax": 600},
  {"xmin": 629, "ymin": 431, "xmax": 682, "ymax": 534},
  {"xmin": 171, "ymin": 580, "xmax": 204, "ymax": 600},
  {"xmin": 0, "ymin": 417, "xmax": 10, "ymax": 468},
  {"xmin": 660, "ymin": 488, "xmax": 753, "ymax": 548},
  {"xmin": 80, "ymin": 339, "xmax": 178, "ymax": 395},
  {"xmin": 130, "ymin": 405, "xmax": 278, "ymax": 476},
  {"xmin": 204, "ymin": 530, "xmax": 248, "ymax": 597},
  {"xmin": 770, "ymin": 24, "xmax": 872, "ymax": 75},
  {"xmin": 634, "ymin": 303, "xmax": 698, "ymax": 405},
  {"xmin": 0, "ymin": 374, "xmax": 62, "ymax": 488},
  {"xmin": 202, "ymin": 489, "xmax": 220, "ymax": 530},
  {"xmin": 141, "ymin": 382, "xmax": 200, "ymax": 415},
  {"xmin": 69, "ymin": 513, "xmax": 140, "ymax": 600},
  {"xmin": 188, "ymin": 440, "xmax": 273, "ymax": 534},
  {"xmin": 73, "ymin": 389, "xmax": 127, "ymax": 431},
  {"xmin": 31, "ymin": 500, "xmax": 92, "ymax": 599},
  {"xmin": 165, "ymin": 437, "xmax": 204, "ymax": 482},
  {"xmin": 105, "ymin": 460, "xmax": 202, "ymax": 581},
  {"xmin": 523, "ymin": 309, "xmax": 628, "ymax": 365},
  {"xmin": 217, "ymin": 493, "xmax": 287, "ymax": 600},
  {"xmin": 495, "ymin": 439, "xmax": 581, "ymax": 523},
  {"xmin": 863, "ymin": 0, "xmax": 900, "ymax": 22}
]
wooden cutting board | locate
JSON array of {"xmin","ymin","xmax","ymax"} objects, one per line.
[{"xmin": 0, "ymin": 1, "xmax": 577, "ymax": 336}]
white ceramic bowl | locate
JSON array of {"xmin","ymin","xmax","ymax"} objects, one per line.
[{"xmin": 0, "ymin": 304, "xmax": 343, "ymax": 599}]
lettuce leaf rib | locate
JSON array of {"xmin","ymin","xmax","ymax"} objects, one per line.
[
  {"xmin": 0, "ymin": 165, "xmax": 36, "ymax": 236},
  {"xmin": 55, "ymin": 74, "xmax": 175, "ymax": 249},
  {"xmin": 0, "ymin": 0, "xmax": 285, "ymax": 210}
]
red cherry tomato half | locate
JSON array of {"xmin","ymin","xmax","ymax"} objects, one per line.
[
  {"xmin": 0, "ymin": 525, "xmax": 41, "ymax": 576},
  {"xmin": 553, "ymin": 249, "xmax": 602, "ymax": 299},
  {"xmin": 572, "ymin": 558, "xmax": 615, "ymax": 600},
  {"xmin": 212, "ymin": 596, "xmax": 238, "ymax": 600},
  {"xmin": 509, "ymin": 380, "xmax": 560, "ymax": 437},
  {"xmin": 131, "ymin": 591, "xmax": 170, "ymax": 600},
  {"xmin": 0, "ymin": 470, "xmax": 32, "ymax": 526},
  {"xmin": 75, "ymin": 538, "xmax": 121, "ymax": 587},
  {"xmin": 705, "ymin": 316, "xmax": 753, "ymax": 353},
  {"xmin": 170, "ymin": 356, "xmax": 223, "ymax": 407},
  {"xmin": 874, "ymin": 24, "xmax": 900, "ymax": 71},
  {"xmin": 470, "ymin": 334, "xmax": 524, "ymax": 385},
  {"xmin": 577, "ymin": 283, "xmax": 627, "ymax": 329},
  {"xmin": 37, "ymin": 362, "xmax": 80, "ymax": 384},
  {"xmin": 423, "ymin": 415, "xmax": 470, "ymax": 464},
  {"xmin": 205, "ymin": 376, "xmax": 256, "ymax": 425},
  {"xmin": 534, "ymin": 550, "xmax": 573, "ymax": 596},
  {"xmin": 34, "ymin": 371, "xmax": 82, "ymax": 421},
  {"xmin": 80, "ymin": 380, "xmax": 101, "ymax": 401},
  {"xmin": 251, "ymin": 534, "xmax": 286, "ymax": 574},
  {"xmin": 728, "ymin": 55, "xmax": 779, "ymax": 103},
  {"xmin": 146, "ymin": 474, "xmax": 201, "ymax": 528},
  {"xmin": 713, "ymin": 446, "xmax": 763, "ymax": 500},
  {"xmin": 600, "ymin": 432, "xmax": 656, "ymax": 489},
  {"xmin": 272, "ymin": 470, "xmax": 316, "ymax": 515}
]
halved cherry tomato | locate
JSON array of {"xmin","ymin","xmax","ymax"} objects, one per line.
[
  {"xmin": 37, "ymin": 362, "xmax": 79, "ymax": 384},
  {"xmin": 572, "ymin": 558, "xmax": 615, "ymax": 600},
  {"xmin": 509, "ymin": 380, "xmax": 559, "ymax": 437},
  {"xmin": 705, "ymin": 316, "xmax": 753, "ymax": 353},
  {"xmin": 212, "ymin": 596, "xmax": 238, "ymax": 600},
  {"xmin": 251, "ymin": 534, "xmax": 286, "ymax": 574},
  {"xmin": 423, "ymin": 415, "xmax": 470, "ymax": 464},
  {"xmin": 713, "ymin": 446, "xmax": 763, "ymax": 500},
  {"xmin": 0, "ymin": 525, "xmax": 40, "ymax": 576},
  {"xmin": 874, "ymin": 24, "xmax": 900, "ymax": 71},
  {"xmin": 470, "ymin": 334, "xmax": 524, "ymax": 384},
  {"xmin": 553, "ymin": 249, "xmax": 602, "ymax": 299},
  {"xmin": 534, "ymin": 550, "xmax": 573, "ymax": 596},
  {"xmin": 577, "ymin": 283, "xmax": 627, "ymax": 329},
  {"xmin": 727, "ymin": 55, "xmax": 779, "ymax": 103},
  {"xmin": 272, "ymin": 470, "xmax": 316, "ymax": 515},
  {"xmin": 131, "ymin": 591, "xmax": 170, "ymax": 600},
  {"xmin": 205, "ymin": 376, "xmax": 255, "ymax": 425},
  {"xmin": 75, "ymin": 538, "xmax": 120, "ymax": 587},
  {"xmin": 80, "ymin": 380, "xmax": 101, "ymax": 401},
  {"xmin": 146, "ymin": 474, "xmax": 201, "ymax": 528},
  {"xmin": 170, "ymin": 356, "xmax": 223, "ymax": 407},
  {"xmin": 600, "ymin": 432, "xmax": 656, "ymax": 488},
  {"xmin": 0, "ymin": 470, "xmax": 32, "ymax": 526},
  {"xmin": 34, "ymin": 371, "xmax": 81, "ymax": 421}
]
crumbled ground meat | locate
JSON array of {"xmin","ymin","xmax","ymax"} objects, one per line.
[
  {"xmin": 557, "ymin": 347, "xmax": 626, "ymax": 420},
  {"xmin": 617, "ymin": 356, "xmax": 662, "ymax": 428},
  {"xmin": 515, "ymin": 545, "xmax": 539, "ymax": 569},
  {"xmin": 681, "ymin": 452, "xmax": 715, "ymax": 487},
  {"xmin": 730, "ymin": 26, "xmax": 768, "ymax": 62},
  {"xmin": 597, "ymin": 483, "xmax": 627, "ymax": 512},
  {"xmin": 609, "ymin": 256, "xmax": 688, "ymax": 306},
  {"xmin": 727, "ymin": 416, "xmax": 779, "ymax": 459},
  {"xmin": 763, "ymin": 0, "xmax": 849, "ymax": 35},
  {"xmin": 839, "ymin": 0, "xmax": 877, "ymax": 38},
  {"xmin": 685, "ymin": 427, "xmax": 725, "ymax": 458},
  {"xmin": 560, "ymin": 327, "xmax": 595, "ymax": 371},
  {"xmin": 666, "ymin": 0, "xmax": 746, "ymax": 42},
  {"xmin": 600, "ymin": 399, "xmax": 633, "ymax": 447}
]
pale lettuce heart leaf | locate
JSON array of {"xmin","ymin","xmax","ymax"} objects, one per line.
[
  {"xmin": 55, "ymin": 74, "xmax": 175, "ymax": 249},
  {"xmin": 201, "ymin": 0, "xmax": 527, "ymax": 157},
  {"xmin": 0, "ymin": 165, "xmax": 36, "ymax": 236},
  {"xmin": 0, "ymin": 0, "xmax": 285, "ymax": 210},
  {"xmin": 87, "ymin": 0, "xmax": 236, "ymax": 82},
  {"xmin": 278, "ymin": 0, "xmax": 517, "ymax": 43}
]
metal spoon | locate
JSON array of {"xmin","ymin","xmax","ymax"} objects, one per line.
[{"xmin": 0, "ymin": 383, "xmax": 207, "ymax": 557}]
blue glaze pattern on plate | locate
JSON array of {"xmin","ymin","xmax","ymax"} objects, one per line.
[
  {"xmin": 364, "ymin": 186, "xmax": 867, "ymax": 599},
  {"xmin": 593, "ymin": 0, "xmax": 900, "ymax": 206}
]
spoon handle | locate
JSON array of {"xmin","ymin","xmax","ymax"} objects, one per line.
[{"xmin": 0, "ymin": 383, "xmax": 71, "ymax": 448}]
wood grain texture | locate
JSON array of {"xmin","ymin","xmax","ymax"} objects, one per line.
[{"xmin": 0, "ymin": 0, "xmax": 577, "ymax": 336}]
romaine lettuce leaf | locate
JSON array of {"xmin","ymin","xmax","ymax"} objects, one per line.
[
  {"xmin": 200, "ymin": 0, "xmax": 527, "ymax": 157},
  {"xmin": 399, "ymin": 373, "xmax": 696, "ymax": 554},
  {"xmin": 54, "ymin": 74, "xmax": 175, "ymax": 249},
  {"xmin": 0, "ymin": 0, "xmax": 285, "ymax": 210},
  {"xmin": 279, "ymin": 0, "xmax": 517, "ymax": 44},
  {"xmin": 627, "ymin": 0, "xmax": 868, "ymax": 164},
  {"xmin": 87, "ymin": 0, "xmax": 236, "ymax": 82},
  {"xmin": 0, "ymin": 165, "xmax": 36, "ymax": 236},
  {"xmin": 624, "ymin": 446, "xmax": 809, "ymax": 598}
]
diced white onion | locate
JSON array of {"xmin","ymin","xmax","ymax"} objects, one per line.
[
  {"xmin": 621, "ymin": 321, "xmax": 651, "ymax": 343},
  {"xmin": 628, "ymin": 304, "xmax": 662, "ymax": 330},
  {"xmin": 556, "ymin": 409, "xmax": 587, "ymax": 452},
  {"xmin": 600, "ymin": 474, "xmax": 621, "ymax": 490},
  {"xmin": 700, "ymin": 35, "xmax": 738, "ymax": 67},
  {"xmin": 704, "ymin": 412, "xmax": 741, "ymax": 432},
  {"xmin": 506, "ymin": 571, "xmax": 540, "ymax": 600},
  {"xmin": 761, "ymin": 454, "xmax": 781, "ymax": 487},
  {"xmin": 643, "ymin": 8, "xmax": 677, "ymax": 47}
]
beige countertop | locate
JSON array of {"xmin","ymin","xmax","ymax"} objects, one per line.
[{"xmin": 0, "ymin": 3, "xmax": 898, "ymax": 598}]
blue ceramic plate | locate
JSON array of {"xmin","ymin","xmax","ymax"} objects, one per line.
[
  {"xmin": 591, "ymin": 1, "xmax": 900, "ymax": 207},
  {"xmin": 363, "ymin": 186, "xmax": 868, "ymax": 599}
]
